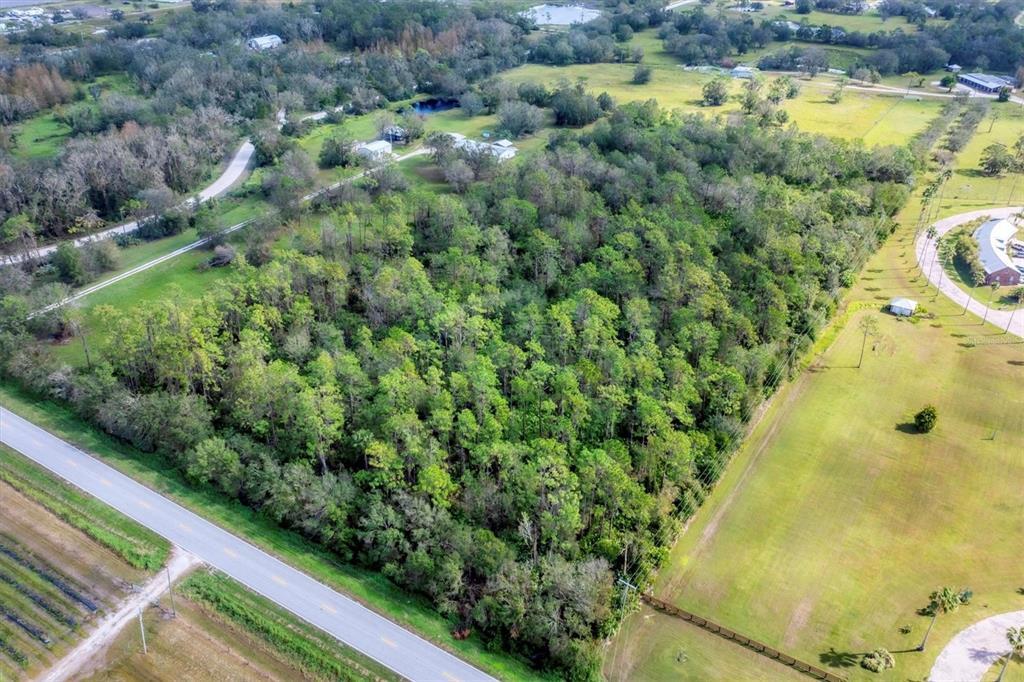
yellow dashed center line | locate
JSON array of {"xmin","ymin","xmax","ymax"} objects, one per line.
[
  {"xmin": 320, "ymin": 603, "xmax": 338, "ymax": 614},
  {"xmin": 381, "ymin": 636, "xmax": 398, "ymax": 649},
  {"xmin": 271, "ymin": 574, "xmax": 287, "ymax": 586},
  {"xmin": 98, "ymin": 477, "xmax": 112, "ymax": 487},
  {"xmin": 441, "ymin": 672, "xmax": 461, "ymax": 682},
  {"xmin": 223, "ymin": 547, "xmax": 239, "ymax": 559}
]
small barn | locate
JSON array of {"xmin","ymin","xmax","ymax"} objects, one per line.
[
  {"xmin": 247, "ymin": 34, "xmax": 283, "ymax": 51},
  {"xmin": 888, "ymin": 298, "xmax": 918, "ymax": 317}
]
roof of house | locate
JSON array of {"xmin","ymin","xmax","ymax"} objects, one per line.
[
  {"xmin": 248, "ymin": 34, "xmax": 282, "ymax": 49},
  {"xmin": 359, "ymin": 140, "xmax": 392, "ymax": 153},
  {"xmin": 889, "ymin": 297, "xmax": 918, "ymax": 310},
  {"xmin": 960, "ymin": 73, "xmax": 1011, "ymax": 89},
  {"xmin": 973, "ymin": 218, "xmax": 1017, "ymax": 275}
]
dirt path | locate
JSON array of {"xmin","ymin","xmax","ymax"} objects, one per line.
[
  {"xmin": 930, "ymin": 610, "xmax": 1024, "ymax": 681},
  {"xmin": 914, "ymin": 206, "xmax": 1024, "ymax": 339},
  {"xmin": 36, "ymin": 547, "xmax": 201, "ymax": 682}
]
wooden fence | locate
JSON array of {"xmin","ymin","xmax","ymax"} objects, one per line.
[{"xmin": 641, "ymin": 595, "xmax": 847, "ymax": 682}]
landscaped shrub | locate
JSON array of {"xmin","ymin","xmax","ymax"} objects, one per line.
[
  {"xmin": 861, "ymin": 648, "xmax": 894, "ymax": 673},
  {"xmin": 914, "ymin": 405, "xmax": 938, "ymax": 433}
]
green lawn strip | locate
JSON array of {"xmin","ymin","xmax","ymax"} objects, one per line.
[
  {"xmin": 0, "ymin": 382, "xmax": 549, "ymax": 681},
  {"xmin": 182, "ymin": 570, "xmax": 399, "ymax": 682},
  {"xmin": 0, "ymin": 445, "xmax": 168, "ymax": 571},
  {"xmin": 10, "ymin": 112, "xmax": 72, "ymax": 160}
]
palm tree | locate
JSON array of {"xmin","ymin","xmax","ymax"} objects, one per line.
[
  {"xmin": 925, "ymin": 226, "xmax": 939, "ymax": 283},
  {"xmin": 984, "ymin": 282, "xmax": 1000, "ymax": 325},
  {"xmin": 919, "ymin": 587, "xmax": 964, "ymax": 652},
  {"xmin": 996, "ymin": 626, "xmax": 1024, "ymax": 682},
  {"xmin": 1005, "ymin": 287, "xmax": 1024, "ymax": 334},
  {"xmin": 858, "ymin": 315, "xmax": 880, "ymax": 369},
  {"xmin": 935, "ymin": 240, "xmax": 955, "ymax": 299}
]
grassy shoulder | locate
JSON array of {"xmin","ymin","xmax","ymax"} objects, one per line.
[
  {"xmin": 0, "ymin": 382, "xmax": 549, "ymax": 681},
  {"xmin": 181, "ymin": 570, "xmax": 400, "ymax": 682},
  {"xmin": 82, "ymin": 574, "xmax": 381, "ymax": 682},
  {"xmin": 0, "ymin": 444, "xmax": 169, "ymax": 571}
]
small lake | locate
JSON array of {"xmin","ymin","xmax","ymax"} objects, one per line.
[
  {"xmin": 409, "ymin": 98, "xmax": 459, "ymax": 115},
  {"xmin": 521, "ymin": 4, "xmax": 602, "ymax": 25}
]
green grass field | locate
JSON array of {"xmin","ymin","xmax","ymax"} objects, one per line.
[
  {"xmin": 10, "ymin": 112, "xmax": 73, "ymax": 159},
  {"xmin": 501, "ymin": 60, "xmax": 941, "ymax": 146},
  {"xmin": 936, "ymin": 105, "xmax": 1024, "ymax": 214},
  {"xmin": 605, "ymin": 119, "xmax": 1024, "ymax": 681}
]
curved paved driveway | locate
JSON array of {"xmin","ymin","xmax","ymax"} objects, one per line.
[
  {"xmin": 930, "ymin": 611, "xmax": 1024, "ymax": 681},
  {"xmin": 6, "ymin": 140, "xmax": 255, "ymax": 264},
  {"xmin": 915, "ymin": 206, "xmax": 1024, "ymax": 339}
]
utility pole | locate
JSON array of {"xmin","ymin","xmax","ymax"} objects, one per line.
[
  {"xmin": 165, "ymin": 566, "xmax": 176, "ymax": 617},
  {"xmin": 138, "ymin": 607, "xmax": 148, "ymax": 655},
  {"xmin": 617, "ymin": 577, "xmax": 638, "ymax": 610}
]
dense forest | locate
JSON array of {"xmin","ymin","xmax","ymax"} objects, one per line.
[
  {"xmin": 0, "ymin": 0, "xmax": 529, "ymax": 244},
  {"xmin": 0, "ymin": 105, "xmax": 915, "ymax": 677},
  {"xmin": 659, "ymin": 0, "xmax": 1024, "ymax": 74}
]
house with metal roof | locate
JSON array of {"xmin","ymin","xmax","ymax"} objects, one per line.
[
  {"xmin": 355, "ymin": 140, "xmax": 393, "ymax": 162},
  {"xmin": 888, "ymin": 297, "xmax": 918, "ymax": 317},
  {"xmin": 957, "ymin": 72, "xmax": 1014, "ymax": 94},
  {"xmin": 973, "ymin": 218, "xmax": 1022, "ymax": 286},
  {"xmin": 247, "ymin": 34, "xmax": 283, "ymax": 51}
]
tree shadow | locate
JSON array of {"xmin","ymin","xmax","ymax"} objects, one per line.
[
  {"xmin": 1009, "ymin": 360, "xmax": 1024, "ymax": 366},
  {"xmin": 895, "ymin": 422, "xmax": 919, "ymax": 434},
  {"xmin": 819, "ymin": 647, "xmax": 861, "ymax": 668}
]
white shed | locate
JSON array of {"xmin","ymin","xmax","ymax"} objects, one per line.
[
  {"xmin": 247, "ymin": 34, "xmax": 283, "ymax": 51},
  {"xmin": 355, "ymin": 140, "xmax": 393, "ymax": 161},
  {"xmin": 888, "ymin": 297, "xmax": 918, "ymax": 317}
]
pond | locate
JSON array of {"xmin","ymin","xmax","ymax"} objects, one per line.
[
  {"xmin": 520, "ymin": 4, "xmax": 602, "ymax": 26},
  {"xmin": 405, "ymin": 98, "xmax": 460, "ymax": 115}
]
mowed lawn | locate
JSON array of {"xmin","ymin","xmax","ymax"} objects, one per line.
[
  {"xmin": 937, "ymin": 105, "xmax": 1024, "ymax": 214},
  {"xmin": 607, "ymin": 181, "xmax": 1024, "ymax": 681},
  {"xmin": 10, "ymin": 112, "xmax": 72, "ymax": 159}
]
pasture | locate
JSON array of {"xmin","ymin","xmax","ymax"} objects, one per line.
[
  {"xmin": 501, "ymin": 59, "xmax": 942, "ymax": 147},
  {"xmin": 605, "ymin": 142, "xmax": 1024, "ymax": 681}
]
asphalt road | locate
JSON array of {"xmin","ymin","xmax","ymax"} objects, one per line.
[
  {"xmin": 6, "ymin": 140, "xmax": 255, "ymax": 265},
  {"xmin": 0, "ymin": 406, "xmax": 495, "ymax": 682}
]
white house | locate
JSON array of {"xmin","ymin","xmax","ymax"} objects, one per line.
[
  {"xmin": 247, "ymin": 34, "xmax": 283, "ymax": 51},
  {"xmin": 355, "ymin": 140, "xmax": 393, "ymax": 162},
  {"xmin": 448, "ymin": 133, "xmax": 518, "ymax": 161},
  {"xmin": 888, "ymin": 298, "xmax": 918, "ymax": 317}
]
